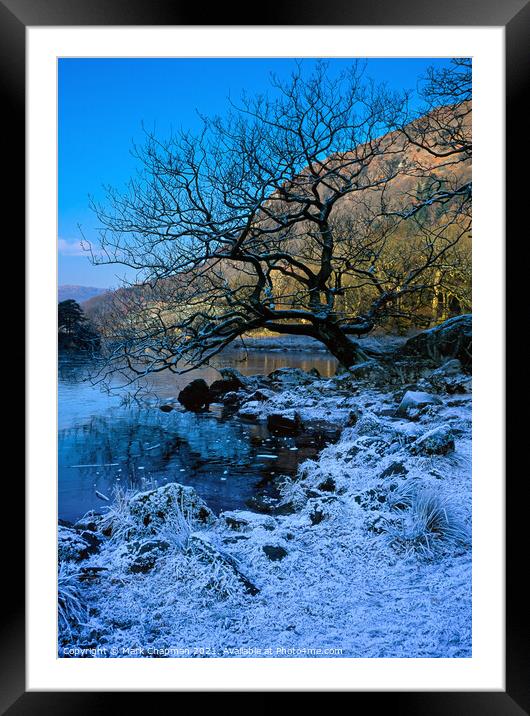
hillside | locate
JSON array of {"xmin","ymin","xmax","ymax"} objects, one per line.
[
  {"xmin": 58, "ymin": 285, "xmax": 110, "ymax": 305},
  {"xmin": 83, "ymin": 102, "xmax": 471, "ymax": 332}
]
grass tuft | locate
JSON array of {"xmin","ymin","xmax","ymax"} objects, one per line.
[
  {"xmin": 58, "ymin": 562, "xmax": 88, "ymax": 638},
  {"xmin": 384, "ymin": 487, "xmax": 470, "ymax": 557}
]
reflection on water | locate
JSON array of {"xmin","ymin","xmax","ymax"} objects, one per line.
[{"xmin": 59, "ymin": 349, "xmax": 337, "ymax": 522}]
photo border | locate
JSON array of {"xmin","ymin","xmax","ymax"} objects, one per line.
[{"xmin": 2, "ymin": 0, "xmax": 527, "ymax": 709}]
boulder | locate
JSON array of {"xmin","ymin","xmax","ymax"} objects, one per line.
[
  {"xmin": 431, "ymin": 358, "xmax": 463, "ymax": 377},
  {"xmin": 410, "ymin": 424, "xmax": 455, "ymax": 455},
  {"xmin": 400, "ymin": 315, "xmax": 472, "ymax": 369},
  {"xmin": 347, "ymin": 360, "xmax": 388, "ymax": 383},
  {"xmin": 58, "ymin": 525, "xmax": 101, "ymax": 562},
  {"xmin": 209, "ymin": 377, "xmax": 245, "ymax": 401},
  {"xmin": 129, "ymin": 539, "xmax": 171, "ymax": 574},
  {"xmin": 355, "ymin": 411, "xmax": 384, "ymax": 436},
  {"xmin": 218, "ymin": 367, "xmax": 256, "ymax": 390},
  {"xmin": 309, "ymin": 507, "xmax": 325, "ymax": 525},
  {"xmin": 220, "ymin": 391, "xmax": 240, "ymax": 406},
  {"xmin": 379, "ymin": 461, "xmax": 408, "ymax": 479},
  {"xmin": 177, "ymin": 379, "xmax": 211, "ymax": 411},
  {"xmin": 246, "ymin": 388, "xmax": 275, "ymax": 402},
  {"xmin": 445, "ymin": 376, "xmax": 472, "ymax": 394},
  {"xmin": 427, "ymin": 359, "xmax": 471, "ymax": 393},
  {"xmin": 302, "ymin": 418, "xmax": 342, "ymax": 445},
  {"xmin": 262, "ymin": 545, "xmax": 288, "ymax": 561},
  {"xmin": 393, "ymin": 359, "xmax": 436, "ymax": 384},
  {"xmin": 238, "ymin": 401, "xmax": 262, "ymax": 421},
  {"xmin": 128, "ymin": 482, "xmax": 215, "ymax": 535},
  {"xmin": 245, "ymin": 495, "xmax": 278, "ymax": 514},
  {"xmin": 267, "ymin": 367, "xmax": 316, "ymax": 386},
  {"xmin": 317, "ymin": 477, "xmax": 336, "ymax": 492},
  {"xmin": 221, "ymin": 510, "xmax": 276, "ymax": 532},
  {"xmin": 396, "ymin": 390, "xmax": 443, "ymax": 417},
  {"xmin": 267, "ymin": 411, "xmax": 304, "ymax": 435},
  {"xmin": 73, "ymin": 511, "xmax": 103, "ymax": 533}
]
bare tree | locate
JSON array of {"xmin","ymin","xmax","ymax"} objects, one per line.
[{"xmin": 87, "ymin": 61, "xmax": 470, "ymax": 377}]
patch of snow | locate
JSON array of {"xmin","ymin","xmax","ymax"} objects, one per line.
[{"xmin": 58, "ymin": 367, "xmax": 471, "ymax": 659}]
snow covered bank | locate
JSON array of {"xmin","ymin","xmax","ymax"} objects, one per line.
[
  {"xmin": 58, "ymin": 359, "xmax": 471, "ymax": 658},
  {"xmin": 226, "ymin": 332, "xmax": 409, "ymax": 355}
]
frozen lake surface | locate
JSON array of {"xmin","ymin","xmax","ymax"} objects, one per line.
[{"xmin": 58, "ymin": 349, "xmax": 337, "ymax": 521}]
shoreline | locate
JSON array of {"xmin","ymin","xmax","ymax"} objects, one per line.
[
  {"xmin": 59, "ymin": 355, "xmax": 472, "ymax": 658},
  {"xmin": 223, "ymin": 332, "xmax": 411, "ymax": 355}
]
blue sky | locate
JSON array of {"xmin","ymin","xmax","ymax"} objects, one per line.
[{"xmin": 59, "ymin": 57, "xmax": 456, "ymax": 288}]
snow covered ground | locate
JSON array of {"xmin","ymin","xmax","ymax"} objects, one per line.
[{"xmin": 58, "ymin": 360, "xmax": 471, "ymax": 658}]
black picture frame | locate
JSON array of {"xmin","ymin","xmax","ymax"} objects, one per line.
[{"xmin": 3, "ymin": 0, "xmax": 528, "ymax": 710}]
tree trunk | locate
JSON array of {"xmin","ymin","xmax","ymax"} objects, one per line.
[{"xmin": 314, "ymin": 321, "xmax": 369, "ymax": 368}]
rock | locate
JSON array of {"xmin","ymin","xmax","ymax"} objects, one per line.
[
  {"xmin": 347, "ymin": 360, "xmax": 387, "ymax": 383},
  {"xmin": 355, "ymin": 411, "xmax": 384, "ymax": 436},
  {"xmin": 223, "ymin": 515, "xmax": 248, "ymax": 530},
  {"xmin": 432, "ymin": 358, "xmax": 463, "ymax": 377},
  {"xmin": 218, "ymin": 368, "xmax": 256, "ymax": 390},
  {"xmin": 267, "ymin": 411, "xmax": 304, "ymax": 435},
  {"xmin": 346, "ymin": 409, "xmax": 360, "ymax": 427},
  {"xmin": 78, "ymin": 530, "xmax": 102, "ymax": 556},
  {"xmin": 245, "ymin": 495, "xmax": 277, "ymax": 514},
  {"xmin": 305, "ymin": 495, "xmax": 339, "ymax": 523},
  {"xmin": 335, "ymin": 363, "xmax": 349, "ymax": 376},
  {"xmin": 302, "ymin": 419, "xmax": 342, "ymax": 445},
  {"xmin": 136, "ymin": 539, "xmax": 171, "ymax": 556},
  {"xmin": 238, "ymin": 401, "xmax": 262, "ymax": 421},
  {"xmin": 273, "ymin": 501, "xmax": 297, "ymax": 516},
  {"xmin": 177, "ymin": 379, "xmax": 211, "ymax": 411},
  {"xmin": 410, "ymin": 424, "xmax": 455, "ymax": 455},
  {"xmin": 309, "ymin": 507, "xmax": 325, "ymax": 525},
  {"xmin": 159, "ymin": 404, "xmax": 174, "ymax": 413},
  {"xmin": 379, "ymin": 461, "xmax": 408, "ymax": 479},
  {"xmin": 378, "ymin": 408, "xmax": 398, "ymax": 417},
  {"xmin": 247, "ymin": 388, "xmax": 275, "ymax": 402},
  {"xmin": 189, "ymin": 533, "xmax": 259, "ymax": 595},
  {"xmin": 209, "ymin": 377, "xmax": 245, "ymax": 401},
  {"xmin": 353, "ymin": 488, "xmax": 387, "ymax": 509},
  {"xmin": 308, "ymin": 367, "xmax": 321, "ymax": 378},
  {"xmin": 58, "ymin": 525, "xmax": 101, "ymax": 562},
  {"xmin": 427, "ymin": 359, "xmax": 471, "ymax": 395},
  {"xmin": 267, "ymin": 367, "xmax": 316, "ymax": 386},
  {"xmin": 129, "ymin": 539, "xmax": 171, "ymax": 574},
  {"xmin": 73, "ymin": 511, "xmax": 102, "ymax": 533},
  {"xmin": 400, "ymin": 315, "xmax": 472, "ymax": 369},
  {"xmin": 78, "ymin": 566, "xmax": 108, "ymax": 582},
  {"xmin": 262, "ymin": 545, "xmax": 288, "ymax": 561},
  {"xmin": 317, "ymin": 477, "xmax": 336, "ymax": 492},
  {"xmin": 445, "ymin": 376, "xmax": 472, "ymax": 394},
  {"xmin": 392, "ymin": 359, "xmax": 435, "ymax": 384},
  {"xmin": 128, "ymin": 482, "xmax": 215, "ymax": 535},
  {"xmin": 220, "ymin": 391, "xmax": 240, "ymax": 406},
  {"xmin": 221, "ymin": 510, "xmax": 276, "ymax": 531},
  {"xmin": 396, "ymin": 391, "xmax": 443, "ymax": 417}
]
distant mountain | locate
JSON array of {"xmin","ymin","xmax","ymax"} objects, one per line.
[{"xmin": 58, "ymin": 285, "xmax": 110, "ymax": 305}]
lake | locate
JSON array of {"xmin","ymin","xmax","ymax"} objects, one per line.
[{"xmin": 58, "ymin": 348, "xmax": 337, "ymax": 522}]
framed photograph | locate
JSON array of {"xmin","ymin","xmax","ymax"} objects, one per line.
[{"xmin": 4, "ymin": 0, "xmax": 527, "ymax": 708}]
